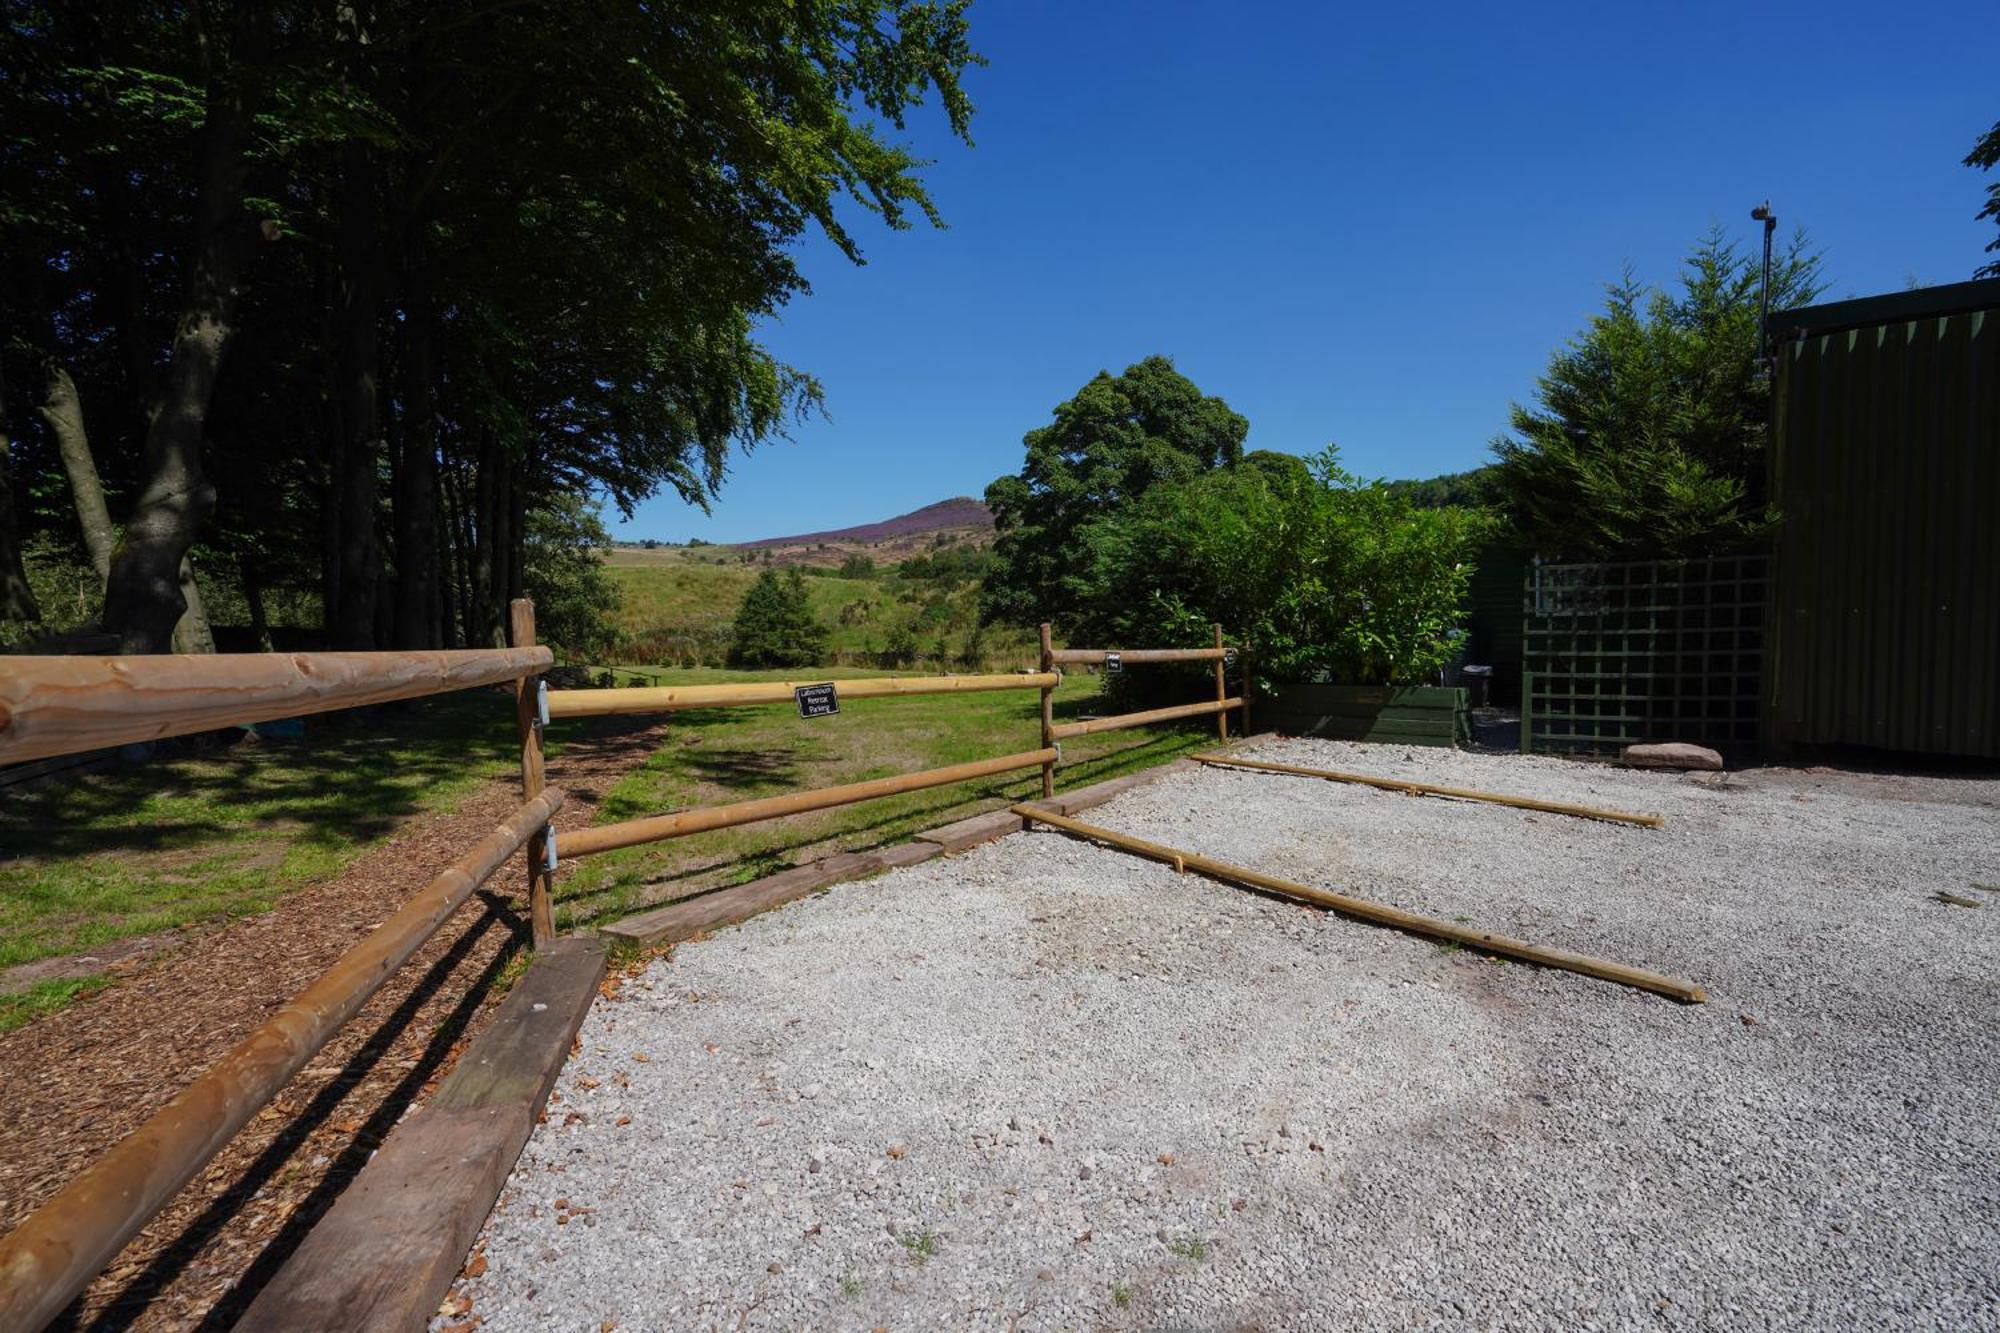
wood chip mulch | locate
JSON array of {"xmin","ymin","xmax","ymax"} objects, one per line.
[{"xmin": 0, "ymin": 711, "xmax": 668, "ymax": 1332}]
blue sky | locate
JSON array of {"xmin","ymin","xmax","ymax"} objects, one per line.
[{"xmin": 613, "ymin": 0, "xmax": 1998, "ymax": 543}]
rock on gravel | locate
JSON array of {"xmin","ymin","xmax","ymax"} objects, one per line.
[{"xmin": 446, "ymin": 739, "xmax": 2000, "ymax": 1331}]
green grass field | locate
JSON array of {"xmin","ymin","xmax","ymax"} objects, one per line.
[{"xmin": 551, "ymin": 667, "xmax": 1217, "ymax": 931}]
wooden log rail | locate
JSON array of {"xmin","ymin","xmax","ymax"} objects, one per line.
[
  {"xmin": 545, "ymin": 670, "xmax": 1059, "ymax": 719},
  {"xmin": 1192, "ymin": 754, "xmax": 1665, "ymax": 828},
  {"xmin": 1038, "ymin": 626, "xmax": 1245, "ymax": 792},
  {"xmin": 1049, "ymin": 646, "xmax": 1225, "ymax": 665},
  {"xmin": 0, "ymin": 647, "xmax": 552, "ymax": 766},
  {"xmin": 1051, "ymin": 696, "xmax": 1246, "ymax": 740},
  {"xmin": 561, "ymin": 747, "xmax": 1057, "ymax": 858},
  {"xmin": 0, "ymin": 789, "xmax": 566, "ymax": 1333},
  {"xmin": 1014, "ymin": 804, "xmax": 1706, "ymax": 1003}
]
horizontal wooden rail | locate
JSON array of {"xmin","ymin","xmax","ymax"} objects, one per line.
[
  {"xmin": 1050, "ymin": 646, "xmax": 1226, "ymax": 665},
  {"xmin": 1050, "ymin": 696, "xmax": 1244, "ymax": 740},
  {"xmin": 0, "ymin": 788, "xmax": 566, "ymax": 1333},
  {"xmin": 1192, "ymin": 754, "xmax": 1665, "ymax": 827},
  {"xmin": 0, "ymin": 647, "xmax": 553, "ymax": 766},
  {"xmin": 1014, "ymin": 804, "xmax": 1705, "ymax": 1003},
  {"xmin": 563, "ymin": 747, "xmax": 1058, "ymax": 857},
  {"xmin": 546, "ymin": 671, "xmax": 1060, "ymax": 720}
]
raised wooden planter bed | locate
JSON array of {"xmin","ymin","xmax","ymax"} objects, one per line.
[{"xmin": 1263, "ymin": 683, "xmax": 1467, "ymax": 748}]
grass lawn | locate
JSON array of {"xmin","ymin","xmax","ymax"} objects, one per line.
[
  {"xmin": 0, "ymin": 691, "xmax": 529, "ymax": 1029},
  {"xmin": 553, "ymin": 668, "xmax": 1225, "ymax": 931}
]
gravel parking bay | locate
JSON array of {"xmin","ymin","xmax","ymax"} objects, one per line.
[{"xmin": 452, "ymin": 739, "xmax": 2000, "ymax": 1331}]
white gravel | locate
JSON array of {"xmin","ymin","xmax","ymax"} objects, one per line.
[{"xmin": 448, "ymin": 739, "xmax": 2000, "ymax": 1331}]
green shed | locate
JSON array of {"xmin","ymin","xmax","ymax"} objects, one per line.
[{"xmin": 1765, "ymin": 278, "xmax": 2000, "ymax": 759}]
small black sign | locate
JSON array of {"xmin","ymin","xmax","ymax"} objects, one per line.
[
  {"xmin": 795, "ymin": 683, "xmax": 839, "ymax": 718},
  {"xmin": 1103, "ymin": 651, "xmax": 1122, "ymax": 674}
]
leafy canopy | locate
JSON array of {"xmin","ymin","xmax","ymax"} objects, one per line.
[
  {"xmin": 728, "ymin": 568, "xmax": 829, "ymax": 669},
  {"xmin": 1077, "ymin": 449, "xmax": 1492, "ymax": 687},
  {"xmin": 982, "ymin": 356, "xmax": 1247, "ymax": 627},
  {"xmin": 1491, "ymin": 227, "xmax": 1823, "ymax": 559}
]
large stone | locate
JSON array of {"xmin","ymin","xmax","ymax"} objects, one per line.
[{"xmin": 1621, "ymin": 742, "xmax": 1723, "ymax": 771}]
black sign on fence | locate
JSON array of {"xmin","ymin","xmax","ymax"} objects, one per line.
[
  {"xmin": 794, "ymin": 683, "xmax": 840, "ymax": 718},
  {"xmin": 1103, "ymin": 652, "xmax": 1122, "ymax": 674}
]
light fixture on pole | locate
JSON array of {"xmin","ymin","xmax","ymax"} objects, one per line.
[{"xmin": 1751, "ymin": 201, "xmax": 1776, "ymax": 363}]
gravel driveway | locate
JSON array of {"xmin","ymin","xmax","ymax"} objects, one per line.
[{"xmin": 447, "ymin": 739, "xmax": 2000, "ymax": 1331}]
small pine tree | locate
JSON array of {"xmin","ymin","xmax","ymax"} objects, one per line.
[{"xmin": 728, "ymin": 568, "xmax": 829, "ymax": 668}]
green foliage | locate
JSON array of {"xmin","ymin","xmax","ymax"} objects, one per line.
[
  {"xmin": 727, "ymin": 568, "xmax": 829, "ymax": 668},
  {"xmin": 523, "ymin": 494, "xmax": 619, "ymax": 663},
  {"xmin": 1385, "ymin": 465, "xmax": 1502, "ymax": 510},
  {"xmin": 1492, "ymin": 227, "xmax": 1824, "ymax": 558},
  {"xmin": 1078, "ymin": 450, "xmax": 1492, "ymax": 686},
  {"xmin": 1969, "ymin": 119, "xmax": 2000, "ymax": 277},
  {"xmin": 837, "ymin": 553, "xmax": 877, "ymax": 579},
  {"xmin": 897, "ymin": 545, "xmax": 991, "ymax": 585},
  {"xmin": 982, "ymin": 356, "xmax": 1247, "ymax": 625}
]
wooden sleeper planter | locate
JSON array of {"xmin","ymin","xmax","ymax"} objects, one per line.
[{"xmin": 1262, "ymin": 683, "xmax": 1468, "ymax": 748}]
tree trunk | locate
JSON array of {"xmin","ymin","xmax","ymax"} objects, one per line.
[
  {"xmin": 172, "ymin": 556, "xmax": 217, "ymax": 653},
  {"xmin": 240, "ymin": 551, "xmax": 273, "ymax": 650},
  {"xmin": 471, "ymin": 430, "xmax": 497, "ymax": 645},
  {"xmin": 331, "ymin": 136, "xmax": 384, "ymax": 649},
  {"xmin": 101, "ymin": 42, "xmax": 259, "ymax": 654},
  {"xmin": 0, "ymin": 360, "xmax": 42, "ymax": 623},
  {"xmin": 393, "ymin": 229, "xmax": 441, "ymax": 648},
  {"xmin": 506, "ymin": 454, "xmax": 526, "ymax": 604},
  {"xmin": 40, "ymin": 363, "xmax": 117, "ymax": 583}
]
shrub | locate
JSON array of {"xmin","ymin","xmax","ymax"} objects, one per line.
[{"xmin": 1077, "ymin": 448, "xmax": 1492, "ymax": 686}]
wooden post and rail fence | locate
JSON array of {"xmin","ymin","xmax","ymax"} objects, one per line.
[{"xmin": 0, "ymin": 604, "xmax": 1243, "ymax": 1329}]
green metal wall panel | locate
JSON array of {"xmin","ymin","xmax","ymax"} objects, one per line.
[{"xmin": 1768, "ymin": 285, "xmax": 2000, "ymax": 758}]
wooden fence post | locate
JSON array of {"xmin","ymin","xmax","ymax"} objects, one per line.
[
  {"xmin": 510, "ymin": 599, "xmax": 554, "ymax": 949},
  {"xmin": 1213, "ymin": 623, "xmax": 1228, "ymax": 742},
  {"xmin": 1039, "ymin": 622, "xmax": 1056, "ymax": 799}
]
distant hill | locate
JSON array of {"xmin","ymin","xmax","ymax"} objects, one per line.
[{"xmin": 740, "ymin": 497, "xmax": 993, "ymax": 549}]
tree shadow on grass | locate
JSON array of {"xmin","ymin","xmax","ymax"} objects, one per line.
[{"xmin": 5, "ymin": 697, "xmax": 664, "ymax": 865}]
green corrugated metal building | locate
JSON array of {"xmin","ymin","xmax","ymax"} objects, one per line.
[{"xmin": 1765, "ymin": 277, "xmax": 2000, "ymax": 759}]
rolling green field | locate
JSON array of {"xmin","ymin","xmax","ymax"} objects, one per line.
[
  {"xmin": 601, "ymin": 545, "xmax": 1037, "ymax": 669},
  {"xmin": 552, "ymin": 667, "xmax": 1217, "ymax": 932}
]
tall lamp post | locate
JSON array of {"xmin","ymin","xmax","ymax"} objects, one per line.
[{"xmin": 1751, "ymin": 201, "xmax": 1777, "ymax": 364}]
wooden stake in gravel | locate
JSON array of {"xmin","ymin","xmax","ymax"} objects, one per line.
[
  {"xmin": 1191, "ymin": 753, "xmax": 1665, "ymax": 828},
  {"xmin": 1012, "ymin": 804, "xmax": 1706, "ymax": 1004}
]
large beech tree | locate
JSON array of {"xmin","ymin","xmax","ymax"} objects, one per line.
[
  {"xmin": 981, "ymin": 356, "xmax": 1248, "ymax": 629},
  {"xmin": 0, "ymin": 0, "xmax": 979, "ymax": 651}
]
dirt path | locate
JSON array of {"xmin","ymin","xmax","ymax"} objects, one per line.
[{"xmin": 0, "ymin": 715, "xmax": 667, "ymax": 1331}]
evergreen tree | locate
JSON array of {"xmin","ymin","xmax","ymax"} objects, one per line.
[
  {"xmin": 728, "ymin": 568, "xmax": 828, "ymax": 668},
  {"xmin": 1492, "ymin": 227, "xmax": 1823, "ymax": 559},
  {"xmin": 1968, "ymin": 119, "xmax": 2000, "ymax": 277}
]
